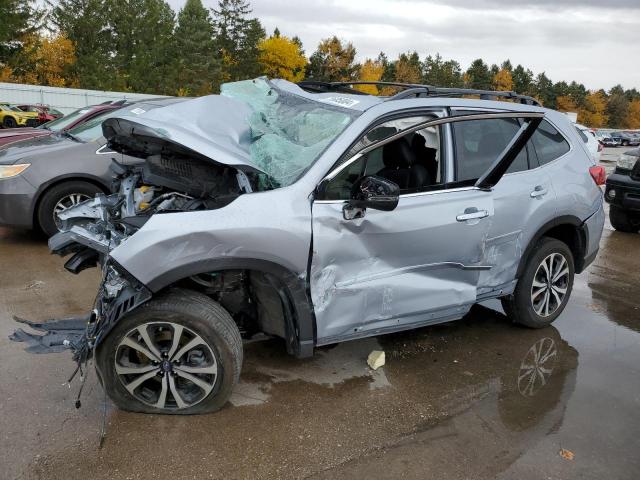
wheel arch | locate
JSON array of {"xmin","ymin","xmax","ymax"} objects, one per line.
[
  {"xmin": 145, "ymin": 258, "xmax": 316, "ymax": 358},
  {"xmin": 517, "ymin": 216, "xmax": 589, "ymax": 278},
  {"xmin": 31, "ymin": 174, "xmax": 110, "ymax": 227}
]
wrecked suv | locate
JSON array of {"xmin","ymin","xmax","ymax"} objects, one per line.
[{"xmin": 28, "ymin": 78, "xmax": 605, "ymax": 414}]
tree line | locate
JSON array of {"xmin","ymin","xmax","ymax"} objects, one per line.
[{"xmin": 1, "ymin": 0, "xmax": 639, "ymax": 129}]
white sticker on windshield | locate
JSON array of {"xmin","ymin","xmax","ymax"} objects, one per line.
[
  {"xmin": 130, "ymin": 108, "xmax": 146, "ymax": 115},
  {"xmin": 319, "ymin": 96, "xmax": 360, "ymax": 108}
]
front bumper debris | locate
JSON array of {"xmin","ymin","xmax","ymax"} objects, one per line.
[{"xmin": 9, "ymin": 316, "xmax": 88, "ymax": 354}]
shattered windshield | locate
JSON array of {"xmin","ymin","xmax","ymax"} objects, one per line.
[{"xmin": 221, "ymin": 78, "xmax": 359, "ymax": 187}]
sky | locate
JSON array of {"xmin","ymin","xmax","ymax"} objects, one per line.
[{"xmin": 163, "ymin": 0, "xmax": 640, "ymax": 91}]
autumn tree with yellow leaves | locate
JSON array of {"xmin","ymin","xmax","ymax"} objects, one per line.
[
  {"xmin": 578, "ymin": 91, "xmax": 608, "ymax": 128},
  {"xmin": 258, "ymin": 34, "xmax": 307, "ymax": 82},
  {"xmin": 13, "ymin": 34, "xmax": 78, "ymax": 87},
  {"xmin": 626, "ymin": 99, "xmax": 640, "ymax": 129},
  {"xmin": 355, "ymin": 59, "xmax": 384, "ymax": 95},
  {"xmin": 556, "ymin": 95, "xmax": 578, "ymax": 113},
  {"xmin": 493, "ymin": 68, "xmax": 513, "ymax": 92}
]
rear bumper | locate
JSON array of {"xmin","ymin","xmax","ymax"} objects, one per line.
[
  {"xmin": 0, "ymin": 176, "xmax": 36, "ymax": 228},
  {"xmin": 605, "ymin": 173, "xmax": 640, "ymax": 212}
]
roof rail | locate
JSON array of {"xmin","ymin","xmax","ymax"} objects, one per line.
[
  {"xmin": 298, "ymin": 80, "xmax": 540, "ymax": 106},
  {"xmin": 297, "ymin": 80, "xmax": 369, "ymax": 96}
]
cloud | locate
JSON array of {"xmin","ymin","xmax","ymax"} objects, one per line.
[{"xmin": 171, "ymin": 0, "xmax": 640, "ymax": 89}]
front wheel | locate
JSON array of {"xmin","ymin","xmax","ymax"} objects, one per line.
[
  {"xmin": 502, "ymin": 238, "xmax": 574, "ymax": 328},
  {"xmin": 609, "ymin": 205, "xmax": 640, "ymax": 233},
  {"xmin": 96, "ymin": 289, "xmax": 243, "ymax": 414},
  {"xmin": 36, "ymin": 180, "xmax": 103, "ymax": 237},
  {"xmin": 3, "ymin": 116, "xmax": 17, "ymax": 128}
]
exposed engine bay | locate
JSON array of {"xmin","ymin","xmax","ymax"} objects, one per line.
[{"xmin": 51, "ymin": 154, "xmax": 257, "ymax": 257}]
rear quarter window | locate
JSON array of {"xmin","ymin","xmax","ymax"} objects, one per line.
[{"xmin": 532, "ymin": 120, "xmax": 571, "ymax": 165}]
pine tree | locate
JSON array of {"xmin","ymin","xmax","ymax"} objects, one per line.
[
  {"xmin": 1, "ymin": 0, "xmax": 40, "ymax": 67},
  {"xmin": 106, "ymin": 0, "xmax": 176, "ymax": 93},
  {"xmin": 307, "ymin": 36, "xmax": 359, "ymax": 82},
  {"xmin": 465, "ymin": 59, "xmax": 492, "ymax": 90},
  {"xmin": 48, "ymin": 0, "xmax": 115, "ymax": 90},
  {"xmin": 423, "ymin": 53, "xmax": 463, "ymax": 88},
  {"xmin": 172, "ymin": 0, "xmax": 219, "ymax": 95},
  {"xmin": 212, "ymin": 0, "xmax": 265, "ymax": 83},
  {"xmin": 512, "ymin": 65, "xmax": 534, "ymax": 95}
]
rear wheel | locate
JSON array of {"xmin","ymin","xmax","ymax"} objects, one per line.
[
  {"xmin": 609, "ymin": 205, "xmax": 640, "ymax": 233},
  {"xmin": 3, "ymin": 116, "xmax": 17, "ymax": 128},
  {"xmin": 502, "ymin": 238, "xmax": 574, "ymax": 328},
  {"xmin": 36, "ymin": 180, "xmax": 103, "ymax": 237},
  {"xmin": 96, "ymin": 289, "xmax": 243, "ymax": 414}
]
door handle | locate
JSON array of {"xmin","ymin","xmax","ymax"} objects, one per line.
[
  {"xmin": 456, "ymin": 208, "xmax": 489, "ymax": 222},
  {"xmin": 530, "ymin": 185, "xmax": 548, "ymax": 198}
]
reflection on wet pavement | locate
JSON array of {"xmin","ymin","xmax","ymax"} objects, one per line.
[{"xmin": 0, "ymin": 209, "xmax": 639, "ymax": 479}]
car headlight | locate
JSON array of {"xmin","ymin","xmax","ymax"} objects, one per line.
[
  {"xmin": 617, "ymin": 153, "xmax": 638, "ymax": 171},
  {"xmin": 0, "ymin": 164, "xmax": 30, "ymax": 179}
]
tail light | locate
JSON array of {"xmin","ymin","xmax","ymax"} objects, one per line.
[
  {"xmin": 589, "ymin": 165, "xmax": 606, "ymax": 185},
  {"xmin": 597, "ymin": 142, "xmax": 603, "ymax": 152}
]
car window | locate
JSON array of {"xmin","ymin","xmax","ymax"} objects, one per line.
[
  {"xmin": 575, "ymin": 126, "xmax": 589, "ymax": 143},
  {"xmin": 324, "ymin": 119, "xmax": 442, "ymax": 199},
  {"xmin": 43, "ymin": 107, "xmax": 99, "ymax": 132},
  {"xmin": 452, "ymin": 118, "xmax": 528, "ymax": 182},
  {"xmin": 531, "ymin": 120, "xmax": 570, "ymax": 165}
]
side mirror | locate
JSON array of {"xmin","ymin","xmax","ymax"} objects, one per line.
[{"xmin": 343, "ymin": 175, "xmax": 399, "ymax": 219}]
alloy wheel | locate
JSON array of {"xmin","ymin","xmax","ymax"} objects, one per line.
[
  {"xmin": 530, "ymin": 252, "xmax": 570, "ymax": 317},
  {"xmin": 114, "ymin": 322, "xmax": 218, "ymax": 410},
  {"xmin": 53, "ymin": 193, "xmax": 91, "ymax": 227}
]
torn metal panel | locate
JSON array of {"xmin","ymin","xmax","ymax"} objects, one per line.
[{"xmin": 310, "ymin": 189, "xmax": 495, "ymax": 341}]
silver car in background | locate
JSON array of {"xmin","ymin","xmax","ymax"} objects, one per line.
[{"xmin": 16, "ymin": 78, "xmax": 605, "ymax": 415}]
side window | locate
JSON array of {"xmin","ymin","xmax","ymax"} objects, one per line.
[
  {"xmin": 324, "ymin": 118, "xmax": 442, "ymax": 199},
  {"xmin": 574, "ymin": 126, "xmax": 589, "ymax": 143},
  {"xmin": 531, "ymin": 120, "xmax": 570, "ymax": 165},
  {"xmin": 452, "ymin": 118, "xmax": 528, "ymax": 182}
]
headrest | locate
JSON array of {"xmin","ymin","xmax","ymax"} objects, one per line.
[{"xmin": 382, "ymin": 137, "xmax": 416, "ymax": 168}]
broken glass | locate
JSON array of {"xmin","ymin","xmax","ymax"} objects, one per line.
[{"xmin": 222, "ymin": 78, "xmax": 360, "ymax": 187}]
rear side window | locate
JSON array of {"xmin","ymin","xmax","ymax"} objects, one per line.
[
  {"xmin": 453, "ymin": 118, "xmax": 528, "ymax": 182},
  {"xmin": 575, "ymin": 126, "xmax": 589, "ymax": 143},
  {"xmin": 532, "ymin": 120, "xmax": 571, "ymax": 165}
]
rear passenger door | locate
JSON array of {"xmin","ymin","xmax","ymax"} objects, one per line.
[
  {"xmin": 310, "ymin": 111, "xmax": 544, "ymax": 343},
  {"xmin": 450, "ymin": 110, "xmax": 560, "ymax": 295}
]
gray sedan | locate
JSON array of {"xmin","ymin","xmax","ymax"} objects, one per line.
[{"xmin": 0, "ymin": 98, "xmax": 184, "ymax": 236}]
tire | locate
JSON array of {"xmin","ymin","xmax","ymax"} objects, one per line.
[
  {"xmin": 36, "ymin": 180, "xmax": 104, "ymax": 237},
  {"xmin": 501, "ymin": 237, "xmax": 574, "ymax": 328},
  {"xmin": 96, "ymin": 289, "xmax": 243, "ymax": 414},
  {"xmin": 609, "ymin": 205, "xmax": 640, "ymax": 233},
  {"xmin": 3, "ymin": 116, "xmax": 17, "ymax": 128}
]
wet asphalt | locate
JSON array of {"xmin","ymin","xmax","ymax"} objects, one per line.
[{"xmin": 1, "ymin": 189, "xmax": 639, "ymax": 478}]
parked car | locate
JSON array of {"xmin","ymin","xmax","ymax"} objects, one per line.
[
  {"xmin": 604, "ymin": 147, "xmax": 640, "ymax": 232},
  {"xmin": 15, "ymin": 104, "xmax": 64, "ymax": 124},
  {"xmin": 0, "ymin": 104, "xmax": 39, "ymax": 128},
  {"xmin": 599, "ymin": 135, "xmax": 621, "ymax": 147},
  {"xmin": 575, "ymin": 123, "xmax": 602, "ymax": 162},
  {"xmin": 0, "ymin": 97, "xmax": 184, "ymax": 237},
  {"xmin": 609, "ymin": 131, "xmax": 640, "ymax": 146},
  {"xmin": 20, "ymin": 78, "xmax": 604, "ymax": 415},
  {"xmin": 0, "ymin": 101, "xmax": 128, "ymax": 147}
]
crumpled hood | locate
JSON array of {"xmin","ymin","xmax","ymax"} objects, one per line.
[{"xmin": 102, "ymin": 95, "xmax": 266, "ymax": 174}]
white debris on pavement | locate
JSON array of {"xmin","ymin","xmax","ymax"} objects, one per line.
[{"xmin": 367, "ymin": 350, "xmax": 386, "ymax": 370}]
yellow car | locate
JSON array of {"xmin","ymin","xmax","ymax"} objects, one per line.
[{"xmin": 0, "ymin": 104, "xmax": 40, "ymax": 128}]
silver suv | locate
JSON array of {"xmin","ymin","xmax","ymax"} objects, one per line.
[{"xmin": 28, "ymin": 78, "xmax": 606, "ymax": 414}]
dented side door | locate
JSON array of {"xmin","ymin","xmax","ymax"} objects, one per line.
[{"xmin": 310, "ymin": 112, "xmax": 544, "ymax": 344}]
